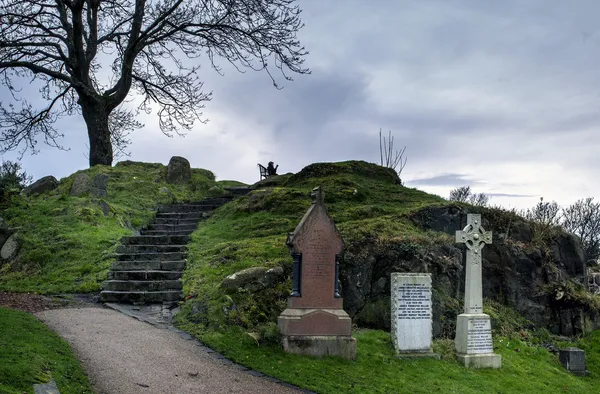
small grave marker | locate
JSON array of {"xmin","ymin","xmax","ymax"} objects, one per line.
[
  {"xmin": 278, "ymin": 186, "xmax": 356, "ymax": 359},
  {"xmin": 559, "ymin": 347, "xmax": 588, "ymax": 376},
  {"xmin": 454, "ymin": 214, "xmax": 501, "ymax": 368}
]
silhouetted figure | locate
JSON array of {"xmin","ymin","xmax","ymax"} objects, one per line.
[{"xmin": 267, "ymin": 161, "xmax": 279, "ymax": 176}]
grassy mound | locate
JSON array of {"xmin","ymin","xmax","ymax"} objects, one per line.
[
  {"xmin": 0, "ymin": 161, "xmax": 219, "ymax": 293},
  {"xmin": 2, "ymin": 159, "xmax": 600, "ymax": 393},
  {"xmin": 178, "ymin": 160, "xmax": 446, "ymax": 333},
  {"xmin": 0, "ymin": 308, "xmax": 93, "ymax": 393}
]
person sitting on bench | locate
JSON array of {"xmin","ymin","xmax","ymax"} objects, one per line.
[{"xmin": 267, "ymin": 161, "xmax": 279, "ymax": 176}]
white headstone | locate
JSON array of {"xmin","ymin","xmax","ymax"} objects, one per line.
[
  {"xmin": 454, "ymin": 214, "xmax": 501, "ymax": 368},
  {"xmin": 391, "ymin": 273, "xmax": 439, "ymax": 358}
]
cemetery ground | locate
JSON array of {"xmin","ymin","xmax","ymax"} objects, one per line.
[{"xmin": 1, "ymin": 160, "xmax": 600, "ymax": 392}]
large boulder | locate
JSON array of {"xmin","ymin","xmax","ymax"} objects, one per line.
[
  {"xmin": 90, "ymin": 174, "xmax": 108, "ymax": 197},
  {"xmin": 166, "ymin": 156, "xmax": 191, "ymax": 184},
  {"xmin": 70, "ymin": 173, "xmax": 92, "ymax": 197},
  {"xmin": 220, "ymin": 266, "xmax": 285, "ymax": 292},
  {"xmin": 0, "ymin": 234, "xmax": 20, "ymax": 260},
  {"xmin": 23, "ymin": 176, "xmax": 58, "ymax": 196}
]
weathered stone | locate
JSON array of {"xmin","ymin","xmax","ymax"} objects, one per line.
[
  {"xmin": 70, "ymin": 173, "xmax": 91, "ymax": 196},
  {"xmin": 278, "ymin": 186, "xmax": 356, "ymax": 360},
  {"xmin": 166, "ymin": 156, "xmax": 191, "ymax": 184},
  {"xmin": 220, "ymin": 266, "xmax": 285, "ymax": 292},
  {"xmin": 33, "ymin": 379, "xmax": 60, "ymax": 394},
  {"xmin": 551, "ymin": 233, "xmax": 586, "ymax": 279},
  {"xmin": 559, "ymin": 347, "xmax": 588, "ymax": 376},
  {"xmin": 0, "ymin": 217, "xmax": 11, "ymax": 250},
  {"xmin": 98, "ymin": 200, "xmax": 111, "ymax": 217},
  {"xmin": 90, "ymin": 174, "xmax": 108, "ymax": 197},
  {"xmin": 391, "ymin": 273, "xmax": 439, "ymax": 358},
  {"xmin": 1, "ymin": 234, "xmax": 20, "ymax": 260},
  {"xmin": 510, "ymin": 220, "xmax": 533, "ymax": 243},
  {"xmin": 23, "ymin": 175, "xmax": 58, "ymax": 196}
]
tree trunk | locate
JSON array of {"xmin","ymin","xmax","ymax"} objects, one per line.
[{"xmin": 81, "ymin": 103, "xmax": 113, "ymax": 167}]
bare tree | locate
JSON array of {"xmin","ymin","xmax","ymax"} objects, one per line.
[
  {"xmin": 469, "ymin": 192, "xmax": 489, "ymax": 207},
  {"xmin": 562, "ymin": 197, "xmax": 600, "ymax": 264},
  {"xmin": 379, "ymin": 129, "xmax": 407, "ymax": 176},
  {"xmin": 449, "ymin": 186, "xmax": 472, "ymax": 203},
  {"xmin": 0, "ymin": 0, "xmax": 309, "ymax": 166},
  {"xmin": 522, "ymin": 197, "xmax": 561, "ymax": 227},
  {"xmin": 448, "ymin": 186, "xmax": 489, "ymax": 206}
]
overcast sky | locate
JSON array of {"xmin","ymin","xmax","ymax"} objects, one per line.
[{"xmin": 2, "ymin": 0, "xmax": 600, "ymax": 210}]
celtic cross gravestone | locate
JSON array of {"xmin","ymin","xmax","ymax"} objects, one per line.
[{"xmin": 454, "ymin": 213, "xmax": 501, "ymax": 368}]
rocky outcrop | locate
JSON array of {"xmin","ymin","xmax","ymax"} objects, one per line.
[
  {"xmin": 340, "ymin": 205, "xmax": 597, "ymax": 338},
  {"xmin": 70, "ymin": 173, "xmax": 92, "ymax": 196},
  {"xmin": 166, "ymin": 156, "xmax": 191, "ymax": 184},
  {"xmin": 90, "ymin": 174, "xmax": 108, "ymax": 197},
  {"xmin": 1, "ymin": 234, "xmax": 20, "ymax": 261},
  {"xmin": 0, "ymin": 217, "xmax": 11, "ymax": 250},
  {"xmin": 221, "ymin": 266, "xmax": 285, "ymax": 292},
  {"xmin": 23, "ymin": 176, "xmax": 58, "ymax": 196}
]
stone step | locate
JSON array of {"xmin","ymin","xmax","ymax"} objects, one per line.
[
  {"xmin": 155, "ymin": 212, "xmax": 205, "ymax": 220},
  {"xmin": 153, "ymin": 218, "xmax": 200, "ymax": 225},
  {"xmin": 108, "ymin": 270, "xmax": 183, "ymax": 281},
  {"xmin": 113, "ymin": 252, "xmax": 185, "ymax": 262},
  {"xmin": 223, "ymin": 187, "xmax": 253, "ymax": 196},
  {"xmin": 157, "ymin": 204, "xmax": 217, "ymax": 213},
  {"xmin": 146, "ymin": 223, "xmax": 198, "ymax": 232},
  {"xmin": 120, "ymin": 235, "xmax": 190, "ymax": 245},
  {"xmin": 111, "ymin": 260, "xmax": 185, "ymax": 271},
  {"xmin": 102, "ymin": 280, "xmax": 182, "ymax": 292},
  {"xmin": 116, "ymin": 244, "xmax": 187, "ymax": 254},
  {"xmin": 193, "ymin": 197, "xmax": 234, "ymax": 206},
  {"xmin": 100, "ymin": 290, "xmax": 183, "ymax": 303},
  {"xmin": 141, "ymin": 230, "xmax": 194, "ymax": 236}
]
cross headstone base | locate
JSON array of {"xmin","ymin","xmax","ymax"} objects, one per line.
[{"xmin": 455, "ymin": 313, "xmax": 502, "ymax": 369}]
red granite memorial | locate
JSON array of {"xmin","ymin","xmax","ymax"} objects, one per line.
[{"xmin": 278, "ymin": 186, "xmax": 357, "ymax": 359}]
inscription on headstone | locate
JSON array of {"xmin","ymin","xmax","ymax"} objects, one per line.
[
  {"xmin": 466, "ymin": 317, "xmax": 493, "ymax": 354},
  {"xmin": 391, "ymin": 273, "xmax": 438, "ymax": 358}
]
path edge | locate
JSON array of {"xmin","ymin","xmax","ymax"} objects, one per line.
[{"xmin": 104, "ymin": 302, "xmax": 316, "ymax": 394}]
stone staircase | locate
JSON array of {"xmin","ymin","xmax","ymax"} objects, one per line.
[{"xmin": 100, "ymin": 196, "xmax": 235, "ymax": 304}]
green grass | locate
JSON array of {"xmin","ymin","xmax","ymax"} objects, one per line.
[
  {"xmin": 0, "ymin": 160, "xmax": 219, "ymax": 293},
  {"xmin": 174, "ymin": 324, "xmax": 599, "ymax": 394},
  {"xmin": 0, "ymin": 308, "xmax": 93, "ymax": 394}
]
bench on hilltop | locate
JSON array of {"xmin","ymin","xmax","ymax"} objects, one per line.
[
  {"xmin": 258, "ymin": 163, "xmax": 269, "ymax": 180},
  {"xmin": 258, "ymin": 162, "xmax": 279, "ymax": 180}
]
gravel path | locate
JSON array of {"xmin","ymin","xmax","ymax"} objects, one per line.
[{"xmin": 36, "ymin": 307, "xmax": 303, "ymax": 394}]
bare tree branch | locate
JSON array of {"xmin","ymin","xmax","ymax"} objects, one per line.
[{"xmin": 0, "ymin": 0, "xmax": 310, "ymax": 166}]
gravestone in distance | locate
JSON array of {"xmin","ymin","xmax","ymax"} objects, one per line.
[
  {"xmin": 391, "ymin": 273, "xmax": 439, "ymax": 358},
  {"xmin": 559, "ymin": 347, "xmax": 588, "ymax": 376},
  {"xmin": 277, "ymin": 186, "xmax": 356, "ymax": 360},
  {"xmin": 455, "ymin": 213, "xmax": 501, "ymax": 368}
]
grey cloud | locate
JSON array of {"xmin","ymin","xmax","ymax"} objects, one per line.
[
  {"xmin": 487, "ymin": 193, "xmax": 537, "ymax": 198},
  {"xmin": 406, "ymin": 173, "xmax": 485, "ymax": 187}
]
